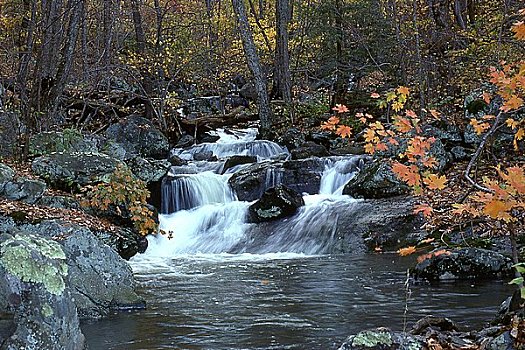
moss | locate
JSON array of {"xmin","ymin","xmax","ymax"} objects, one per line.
[
  {"xmin": 41, "ymin": 303, "xmax": 54, "ymax": 318},
  {"xmin": 352, "ymin": 330, "xmax": 393, "ymax": 347},
  {"xmin": 0, "ymin": 234, "xmax": 68, "ymax": 295},
  {"xmin": 256, "ymin": 206, "xmax": 282, "ymax": 218}
]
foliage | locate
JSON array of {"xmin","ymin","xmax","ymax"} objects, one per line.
[{"xmin": 81, "ymin": 165, "xmax": 157, "ymax": 236}]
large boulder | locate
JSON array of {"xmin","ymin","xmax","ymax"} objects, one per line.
[
  {"xmin": 7, "ymin": 219, "xmax": 145, "ymax": 318},
  {"xmin": 105, "ymin": 115, "xmax": 170, "ymax": 159},
  {"xmin": 248, "ymin": 185, "xmax": 305, "ymax": 223},
  {"xmin": 277, "ymin": 127, "xmax": 307, "ymax": 151},
  {"xmin": 28, "ymin": 130, "xmax": 98, "ymax": 157},
  {"xmin": 0, "ymin": 164, "xmax": 15, "ymax": 192},
  {"xmin": 413, "ymin": 248, "xmax": 514, "ymax": 281},
  {"xmin": 32, "ymin": 152, "xmax": 123, "ymax": 191},
  {"xmin": 221, "ymin": 155, "xmax": 257, "ymax": 174},
  {"xmin": 228, "ymin": 158, "xmax": 325, "ymax": 201},
  {"xmin": 343, "ymin": 161, "xmax": 410, "ymax": 199},
  {"xmin": 0, "ymin": 232, "xmax": 86, "ymax": 350}
]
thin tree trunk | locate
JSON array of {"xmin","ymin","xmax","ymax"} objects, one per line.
[
  {"xmin": 272, "ymin": 0, "xmax": 292, "ymax": 103},
  {"xmin": 412, "ymin": 0, "xmax": 426, "ymax": 110},
  {"xmin": 232, "ymin": 0, "xmax": 273, "ymax": 137}
]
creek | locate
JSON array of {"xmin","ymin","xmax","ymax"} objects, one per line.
[{"xmin": 82, "ymin": 128, "xmax": 513, "ymax": 349}]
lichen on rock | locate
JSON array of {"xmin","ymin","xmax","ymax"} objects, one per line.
[
  {"xmin": 351, "ymin": 330, "xmax": 393, "ymax": 347},
  {"xmin": 0, "ymin": 234, "xmax": 68, "ymax": 295}
]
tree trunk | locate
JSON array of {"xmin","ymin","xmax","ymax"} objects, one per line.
[
  {"xmin": 272, "ymin": 0, "xmax": 292, "ymax": 103},
  {"xmin": 232, "ymin": 0, "xmax": 273, "ymax": 137}
]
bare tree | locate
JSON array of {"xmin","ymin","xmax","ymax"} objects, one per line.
[
  {"xmin": 232, "ymin": 0, "xmax": 273, "ymax": 137},
  {"xmin": 272, "ymin": 0, "xmax": 292, "ymax": 103}
]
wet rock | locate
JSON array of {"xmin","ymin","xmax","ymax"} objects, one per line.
[
  {"xmin": 338, "ymin": 328, "xmax": 424, "ymax": 350},
  {"xmin": 484, "ymin": 331, "xmax": 516, "ymax": 350},
  {"xmin": 32, "ymin": 152, "xmax": 124, "ymax": 191},
  {"xmin": 228, "ymin": 158, "xmax": 325, "ymax": 202},
  {"xmin": 411, "ymin": 316, "xmax": 459, "ymax": 335},
  {"xmin": 92, "ymin": 226, "xmax": 149, "ymax": 260},
  {"xmin": 175, "ymin": 134, "xmax": 195, "ymax": 148},
  {"xmin": 343, "ymin": 161, "xmax": 410, "ymax": 199},
  {"xmin": 221, "ymin": 155, "xmax": 257, "ymax": 174},
  {"xmin": 193, "ymin": 150, "xmax": 217, "ymax": 161},
  {"xmin": 1, "ymin": 177, "xmax": 47, "ymax": 204},
  {"xmin": 168, "ymin": 154, "xmax": 188, "ymax": 166},
  {"xmin": 0, "ymin": 232, "xmax": 87, "ymax": 350},
  {"xmin": 307, "ymin": 131, "xmax": 333, "ymax": 149},
  {"xmin": 291, "ymin": 141, "xmax": 329, "ymax": 160},
  {"xmin": 248, "ymin": 185, "xmax": 305, "ymax": 223},
  {"xmin": 277, "ymin": 127, "xmax": 306, "ymax": 150},
  {"xmin": 239, "ymin": 82, "xmax": 257, "ymax": 101},
  {"xmin": 413, "ymin": 248, "xmax": 513, "ymax": 281},
  {"xmin": 105, "ymin": 115, "xmax": 170, "ymax": 159},
  {"xmin": 0, "ymin": 113, "xmax": 20, "ymax": 158}
]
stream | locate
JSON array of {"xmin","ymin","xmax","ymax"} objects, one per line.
[{"xmin": 82, "ymin": 128, "xmax": 514, "ymax": 349}]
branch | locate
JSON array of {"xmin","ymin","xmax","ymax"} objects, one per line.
[{"xmin": 464, "ymin": 111, "xmax": 503, "ymax": 193}]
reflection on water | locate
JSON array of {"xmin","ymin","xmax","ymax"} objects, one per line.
[{"xmin": 82, "ymin": 254, "xmax": 513, "ymax": 350}]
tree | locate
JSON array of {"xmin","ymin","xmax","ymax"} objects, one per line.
[
  {"xmin": 272, "ymin": 0, "xmax": 292, "ymax": 103},
  {"xmin": 232, "ymin": 0, "xmax": 273, "ymax": 137}
]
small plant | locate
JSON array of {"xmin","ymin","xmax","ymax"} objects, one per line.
[{"xmin": 81, "ymin": 165, "xmax": 158, "ymax": 236}]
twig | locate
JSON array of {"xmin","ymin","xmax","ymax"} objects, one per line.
[{"xmin": 464, "ymin": 111, "xmax": 503, "ymax": 193}]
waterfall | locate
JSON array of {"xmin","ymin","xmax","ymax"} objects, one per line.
[
  {"xmin": 319, "ymin": 156, "xmax": 364, "ymax": 195},
  {"xmin": 173, "ymin": 140, "xmax": 288, "ymax": 161},
  {"xmin": 161, "ymin": 171, "xmax": 235, "ymax": 214}
]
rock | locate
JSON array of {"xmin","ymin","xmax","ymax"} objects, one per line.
[
  {"xmin": 248, "ymin": 185, "xmax": 305, "ymax": 223},
  {"xmin": 338, "ymin": 328, "xmax": 424, "ymax": 350},
  {"xmin": 451, "ymin": 146, "xmax": 469, "ymax": 160},
  {"xmin": 484, "ymin": 331, "xmax": 516, "ymax": 350},
  {"xmin": 105, "ymin": 115, "xmax": 170, "ymax": 159},
  {"xmin": 221, "ymin": 155, "xmax": 257, "ymax": 174},
  {"xmin": 92, "ymin": 227, "xmax": 148, "ymax": 260},
  {"xmin": 422, "ymin": 124, "xmax": 463, "ymax": 145},
  {"xmin": 28, "ymin": 130, "xmax": 93, "ymax": 157},
  {"xmin": 199, "ymin": 133, "xmax": 221, "ymax": 143},
  {"xmin": 0, "ymin": 113, "xmax": 20, "ymax": 158},
  {"xmin": 0, "ymin": 164, "xmax": 15, "ymax": 192},
  {"xmin": 36, "ymin": 195, "xmax": 81, "ymax": 210},
  {"xmin": 228, "ymin": 158, "xmax": 325, "ymax": 201},
  {"xmin": 193, "ymin": 150, "xmax": 217, "ymax": 161},
  {"xmin": 413, "ymin": 248, "xmax": 513, "ymax": 281},
  {"xmin": 168, "ymin": 154, "xmax": 188, "ymax": 166},
  {"xmin": 277, "ymin": 127, "xmax": 306, "ymax": 150},
  {"xmin": 126, "ymin": 157, "xmax": 170, "ymax": 184},
  {"xmin": 291, "ymin": 141, "xmax": 329, "ymax": 160},
  {"xmin": 464, "ymin": 86, "xmax": 502, "ymax": 120},
  {"xmin": 343, "ymin": 161, "xmax": 410, "ymax": 199},
  {"xmin": 411, "ymin": 316, "xmax": 459, "ymax": 335},
  {"xmin": 12, "ymin": 220, "xmax": 145, "ymax": 318},
  {"xmin": 235, "ymin": 196, "xmax": 423, "ymax": 254},
  {"xmin": 0, "ymin": 232, "xmax": 87, "ymax": 350},
  {"xmin": 307, "ymin": 131, "xmax": 333, "ymax": 149},
  {"xmin": 186, "ymin": 96, "xmax": 224, "ymax": 114},
  {"xmin": 239, "ymin": 82, "xmax": 257, "ymax": 101},
  {"xmin": 32, "ymin": 152, "xmax": 124, "ymax": 191},
  {"xmin": 175, "ymin": 134, "xmax": 195, "ymax": 148},
  {"xmin": 1, "ymin": 178, "xmax": 46, "ymax": 204}
]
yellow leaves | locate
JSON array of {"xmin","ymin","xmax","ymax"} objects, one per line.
[
  {"xmin": 501, "ymin": 95, "xmax": 524, "ymax": 112},
  {"xmin": 397, "ymin": 86, "xmax": 410, "ymax": 96},
  {"xmin": 320, "ymin": 116, "xmax": 340, "ymax": 131},
  {"xmin": 470, "ymin": 119, "xmax": 490, "ymax": 135},
  {"xmin": 512, "ymin": 20, "xmax": 525, "ymax": 40},
  {"xmin": 423, "ymin": 174, "xmax": 447, "ymax": 190},
  {"xmin": 393, "ymin": 116, "xmax": 413, "ymax": 133},
  {"xmin": 483, "ymin": 200, "xmax": 513, "ymax": 222},
  {"xmin": 336, "ymin": 125, "xmax": 352, "ymax": 138},
  {"xmin": 497, "ymin": 166, "xmax": 525, "ymax": 194},
  {"xmin": 397, "ymin": 246, "xmax": 416, "ymax": 256}
]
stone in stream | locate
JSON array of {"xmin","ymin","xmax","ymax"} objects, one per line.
[
  {"xmin": 338, "ymin": 328, "xmax": 424, "ymax": 350},
  {"xmin": 248, "ymin": 185, "xmax": 305, "ymax": 223},
  {"xmin": 413, "ymin": 247, "xmax": 513, "ymax": 281}
]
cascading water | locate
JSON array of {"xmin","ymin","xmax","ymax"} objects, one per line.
[{"xmin": 108, "ymin": 128, "xmax": 511, "ymax": 350}]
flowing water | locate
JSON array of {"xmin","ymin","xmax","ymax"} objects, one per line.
[{"xmin": 82, "ymin": 128, "xmax": 514, "ymax": 349}]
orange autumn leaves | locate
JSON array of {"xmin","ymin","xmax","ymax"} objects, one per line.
[{"xmin": 320, "ymin": 104, "xmax": 354, "ymax": 138}]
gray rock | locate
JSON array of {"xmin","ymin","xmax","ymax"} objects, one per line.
[
  {"xmin": 413, "ymin": 248, "xmax": 514, "ymax": 281},
  {"xmin": 36, "ymin": 195, "xmax": 81, "ymax": 210},
  {"xmin": 221, "ymin": 155, "xmax": 257, "ymax": 174},
  {"xmin": 277, "ymin": 127, "xmax": 306, "ymax": 150},
  {"xmin": 485, "ymin": 331, "xmax": 516, "ymax": 350},
  {"xmin": 239, "ymin": 82, "xmax": 257, "ymax": 101},
  {"xmin": 127, "ymin": 157, "xmax": 170, "ymax": 183},
  {"xmin": 451, "ymin": 146, "xmax": 469, "ymax": 160},
  {"xmin": 1, "ymin": 178, "xmax": 46, "ymax": 204},
  {"xmin": 186, "ymin": 96, "xmax": 224, "ymax": 114},
  {"xmin": 0, "ymin": 164, "xmax": 15, "ymax": 192},
  {"xmin": 343, "ymin": 161, "xmax": 410, "ymax": 199},
  {"xmin": 193, "ymin": 150, "xmax": 217, "ymax": 161},
  {"xmin": 32, "ymin": 152, "xmax": 124, "ymax": 191},
  {"xmin": 0, "ymin": 232, "xmax": 86, "ymax": 350},
  {"xmin": 248, "ymin": 185, "xmax": 305, "ymax": 223},
  {"xmin": 12, "ymin": 220, "xmax": 145, "ymax": 318},
  {"xmin": 105, "ymin": 115, "xmax": 170, "ymax": 159},
  {"xmin": 28, "ymin": 130, "xmax": 93, "ymax": 157},
  {"xmin": 228, "ymin": 158, "xmax": 325, "ymax": 201},
  {"xmin": 291, "ymin": 141, "xmax": 329, "ymax": 160},
  {"xmin": 175, "ymin": 134, "xmax": 195, "ymax": 148},
  {"xmin": 338, "ymin": 328, "xmax": 424, "ymax": 350}
]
